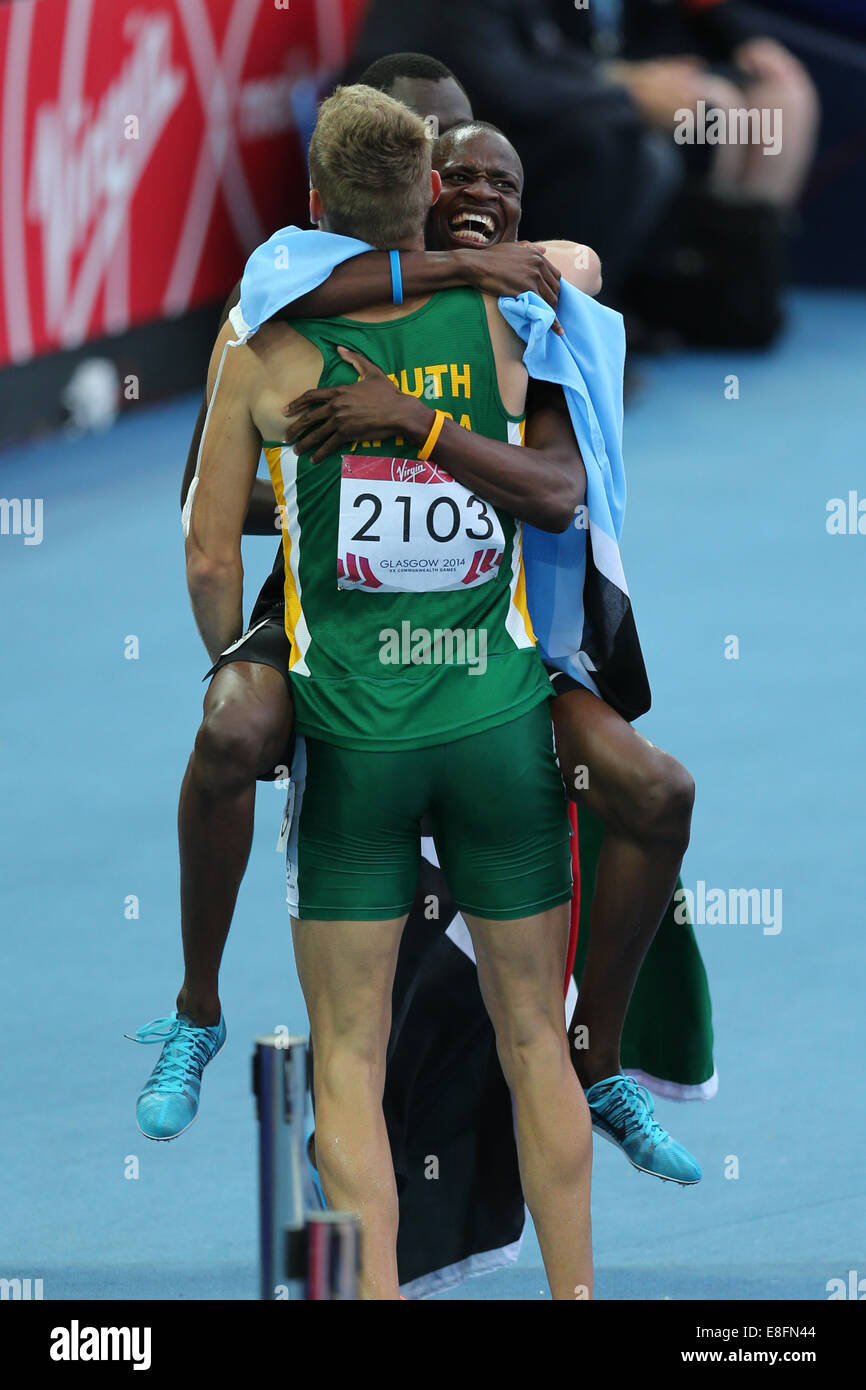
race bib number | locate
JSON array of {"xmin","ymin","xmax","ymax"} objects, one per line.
[{"xmin": 337, "ymin": 455, "xmax": 505, "ymax": 593}]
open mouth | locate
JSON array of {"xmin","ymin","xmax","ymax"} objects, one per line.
[{"xmin": 447, "ymin": 210, "xmax": 499, "ymax": 246}]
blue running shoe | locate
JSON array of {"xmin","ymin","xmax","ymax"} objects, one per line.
[
  {"xmin": 128, "ymin": 1012, "xmax": 226, "ymax": 1141},
  {"xmin": 586, "ymin": 1074, "xmax": 702, "ymax": 1185}
]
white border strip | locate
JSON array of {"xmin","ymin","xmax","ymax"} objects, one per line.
[
  {"xmin": 400, "ymin": 1236, "xmax": 523, "ymax": 1301},
  {"xmin": 624, "ymin": 1067, "xmax": 719, "ymax": 1103}
]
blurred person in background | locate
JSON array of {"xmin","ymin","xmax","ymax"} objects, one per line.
[
  {"xmin": 556, "ymin": 0, "xmax": 820, "ymax": 346},
  {"xmin": 348, "ymin": 0, "xmax": 684, "ymax": 301},
  {"xmin": 350, "ymin": 0, "xmax": 819, "ymax": 346}
]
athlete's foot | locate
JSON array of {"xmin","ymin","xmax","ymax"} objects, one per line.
[
  {"xmin": 127, "ymin": 1011, "xmax": 226, "ymax": 1140},
  {"xmin": 585, "ymin": 1074, "xmax": 702, "ymax": 1185}
]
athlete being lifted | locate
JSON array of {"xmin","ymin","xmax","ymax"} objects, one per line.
[
  {"xmin": 130, "ymin": 55, "xmax": 701, "ymax": 1195},
  {"xmin": 176, "ymin": 85, "xmax": 591, "ymax": 1301}
]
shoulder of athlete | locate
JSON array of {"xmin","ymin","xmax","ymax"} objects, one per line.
[
  {"xmin": 204, "ymin": 319, "xmax": 260, "ymax": 404},
  {"xmin": 538, "ymin": 240, "xmax": 603, "ymax": 297},
  {"xmin": 481, "ymin": 293, "xmax": 529, "ymax": 418},
  {"xmin": 206, "ymin": 318, "xmax": 324, "ymax": 442}
]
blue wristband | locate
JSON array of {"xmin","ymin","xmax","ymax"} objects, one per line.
[{"xmin": 389, "ymin": 249, "xmax": 403, "ymax": 305}]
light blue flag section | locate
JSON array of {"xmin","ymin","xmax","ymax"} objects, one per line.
[
  {"xmin": 498, "ymin": 284, "xmax": 629, "ymax": 694},
  {"xmin": 230, "ymin": 226, "xmax": 375, "ymax": 343}
]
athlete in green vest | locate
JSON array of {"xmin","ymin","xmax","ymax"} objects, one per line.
[{"xmin": 184, "ymin": 85, "xmax": 591, "ymax": 1301}]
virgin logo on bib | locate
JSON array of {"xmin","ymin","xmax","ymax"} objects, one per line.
[{"xmin": 337, "ymin": 456, "xmax": 505, "ymax": 594}]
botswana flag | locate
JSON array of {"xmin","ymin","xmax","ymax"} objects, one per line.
[
  {"xmin": 389, "ymin": 817, "xmax": 716, "ymax": 1299},
  {"xmin": 500, "ymin": 281, "xmax": 651, "ymax": 722}
]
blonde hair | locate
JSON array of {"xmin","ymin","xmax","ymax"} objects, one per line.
[{"xmin": 308, "ymin": 84, "xmax": 432, "ymax": 247}]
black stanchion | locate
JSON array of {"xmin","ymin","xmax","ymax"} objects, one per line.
[{"xmin": 252, "ymin": 1033, "xmax": 307, "ymax": 1300}]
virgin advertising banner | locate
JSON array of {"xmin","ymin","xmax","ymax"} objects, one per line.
[{"xmin": 0, "ymin": 0, "xmax": 365, "ymax": 369}]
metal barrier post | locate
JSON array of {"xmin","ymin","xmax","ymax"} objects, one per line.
[
  {"xmin": 305, "ymin": 1211, "xmax": 361, "ymax": 1300},
  {"xmin": 252, "ymin": 1033, "xmax": 307, "ymax": 1300}
]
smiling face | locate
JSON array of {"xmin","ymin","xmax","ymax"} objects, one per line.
[{"xmin": 426, "ymin": 125, "xmax": 523, "ymax": 251}]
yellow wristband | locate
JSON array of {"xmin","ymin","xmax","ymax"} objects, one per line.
[{"xmin": 417, "ymin": 409, "xmax": 446, "ymax": 461}]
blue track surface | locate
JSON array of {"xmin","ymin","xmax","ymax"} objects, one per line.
[{"xmin": 1, "ymin": 290, "xmax": 864, "ymax": 1300}]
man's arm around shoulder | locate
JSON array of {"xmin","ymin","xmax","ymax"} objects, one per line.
[
  {"xmin": 184, "ymin": 321, "xmax": 262, "ymax": 662},
  {"xmin": 181, "ymin": 281, "xmax": 278, "ymax": 536}
]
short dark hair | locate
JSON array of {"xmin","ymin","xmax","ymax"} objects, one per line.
[
  {"xmin": 437, "ymin": 119, "xmax": 509, "ymax": 146},
  {"xmin": 358, "ymin": 52, "xmax": 467, "ymax": 97}
]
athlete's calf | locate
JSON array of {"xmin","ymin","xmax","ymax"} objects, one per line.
[{"xmin": 177, "ymin": 660, "xmax": 292, "ymax": 1025}]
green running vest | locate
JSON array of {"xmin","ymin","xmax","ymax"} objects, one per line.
[{"xmin": 263, "ymin": 287, "xmax": 551, "ymax": 750}]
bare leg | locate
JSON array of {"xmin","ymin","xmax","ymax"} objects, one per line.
[
  {"xmin": 465, "ymin": 905, "xmax": 593, "ymax": 1300},
  {"xmin": 697, "ymin": 75, "xmax": 751, "ymax": 194},
  {"xmin": 551, "ymin": 688, "xmax": 694, "ymax": 1087},
  {"xmin": 291, "ymin": 915, "xmax": 406, "ymax": 1301},
  {"xmin": 736, "ymin": 67, "xmax": 819, "ymax": 207},
  {"xmin": 177, "ymin": 661, "xmax": 292, "ymax": 1026},
  {"xmin": 698, "ymin": 63, "xmax": 819, "ymax": 207}
]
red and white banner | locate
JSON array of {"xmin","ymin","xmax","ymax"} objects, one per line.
[{"xmin": 0, "ymin": 0, "xmax": 366, "ymax": 369}]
